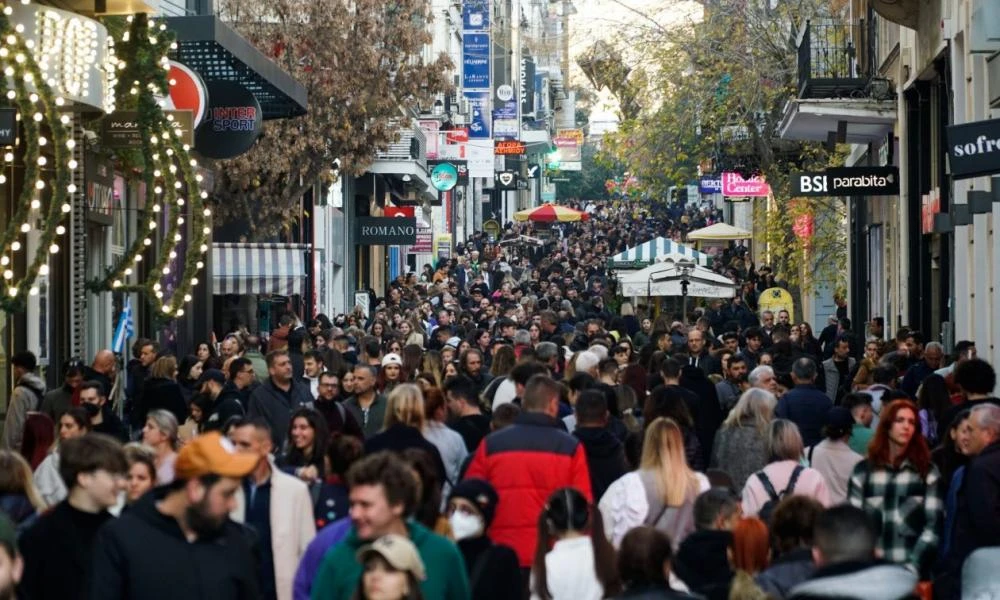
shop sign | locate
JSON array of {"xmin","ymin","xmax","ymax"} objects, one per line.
[
  {"xmin": 465, "ymin": 91, "xmax": 491, "ymax": 138},
  {"xmin": 8, "ymin": 3, "xmax": 112, "ymax": 112},
  {"xmin": 356, "ymin": 217, "xmax": 417, "ymax": 245},
  {"xmin": 104, "ymin": 110, "xmax": 194, "ymax": 147},
  {"xmin": 85, "ymin": 155, "xmax": 115, "ymax": 226},
  {"xmin": 946, "ymin": 118, "xmax": 1000, "ymax": 179},
  {"xmin": 446, "ymin": 129, "xmax": 469, "ymax": 144},
  {"xmin": 164, "ymin": 61, "xmax": 208, "ymax": 127},
  {"xmin": 0, "ymin": 109, "xmax": 17, "ymax": 146},
  {"xmin": 493, "ymin": 118, "xmax": 519, "ymax": 139},
  {"xmin": 495, "ymin": 170, "xmax": 520, "ymax": 190},
  {"xmin": 791, "ymin": 167, "xmax": 899, "ymax": 196},
  {"xmin": 194, "ymin": 81, "xmax": 263, "ymax": 159},
  {"xmin": 527, "ymin": 164, "xmax": 541, "ymax": 179},
  {"xmin": 495, "ymin": 140, "xmax": 526, "ymax": 155},
  {"xmin": 699, "ymin": 175, "xmax": 722, "ymax": 193},
  {"xmin": 410, "ymin": 225, "xmax": 433, "ymax": 253},
  {"xmin": 721, "ymin": 172, "xmax": 771, "ymax": 197},
  {"xmin": 462, "ymin": 34, "xmax": 491, "ymax": 90},
  {"xmin": 462, "ymin": 0, "xmax": 490, "ymax": 31},
  {"xmin": 520, "ymin": 57, "xmax": 536, "ymax": 116},
  {"xmin": 384, "ymin": 206, "xmax": 415, "ymax": 218},
  {"xmin": 429, "ymin": 160, "xmax": 469, "ymax": 191}
]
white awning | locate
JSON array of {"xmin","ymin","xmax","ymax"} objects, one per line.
[
  {"xmin": 211, "ymin": 243, "xmax": 310, "ymax": 296},
  {"xmin": 608, "ymin": 237, "xmax": 711, "ymax": 268},
  {"xmin": 617, "ymin": 262, "xmax": 737, "ymax": 298}
]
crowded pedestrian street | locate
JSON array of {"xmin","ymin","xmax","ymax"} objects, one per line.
[{"xmin": 1, "ymin": 0, "xmax": 1000, "ymax": 598}]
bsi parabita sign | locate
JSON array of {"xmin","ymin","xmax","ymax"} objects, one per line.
[{"xmin": 356, "ymin": 217, "xmax": 417, "ymax": 245}]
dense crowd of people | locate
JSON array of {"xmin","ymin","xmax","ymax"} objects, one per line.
[{"xmin": 0, "ymin": 198, "xmax": 998, "ymax": 600}]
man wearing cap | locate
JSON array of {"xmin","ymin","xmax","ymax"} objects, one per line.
[
  {"xmin": 199, "ymin": 367, "xmax": 246, "ymax": 432},
  {"xmin": 247, "ymin": 350, "xmax": 314, "ymax": 450},
  {"xmin": 1, "ymin": 351, "xmax": 46, "ymax": 451},
  {"xmin": 309, "ymin": 452, "xmax": 470, "ymax": 600},
  {"xmin": 89, "ymin": 432, "xmax": 262, "ymax": 599},
  {"xmin": 41, "ymin": 357, "xmax": 86, "ymax": 422}
]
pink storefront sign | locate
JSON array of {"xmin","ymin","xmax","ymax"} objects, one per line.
[{"xmin": 721, "ymin": 172, "xmax": 771, "ymax": 197}]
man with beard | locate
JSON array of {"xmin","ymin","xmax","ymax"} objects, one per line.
[
  {"xmin": 715, "ymin": 354, "xmax": 749, "ymax": 414},
  {"xmin": 89, "ymin": 431, "xmax": 261, "ymax": 599},
  {"xmin": 0, "ymin": 515, "xmax": 22, "ymax": 600}
]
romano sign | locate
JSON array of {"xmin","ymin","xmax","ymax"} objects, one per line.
[
  {"xmin": 356, "ymin": 217, "xmax": 417, "ymax": 245},
  {"xmin": 791, "ymin": 167, "xmax": 900, "ymax": 197},
  {"xmin": 945, "ymin": 118, "xmax": 1000, "ymax": 179}
]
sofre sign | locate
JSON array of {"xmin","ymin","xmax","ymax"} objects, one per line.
[
  {"xmin": 791, "ymin": 167, "xmax": 900, "ymax": 197},
  {"xmin": 356, "ymin": 217, "xmax": 418, "ymax": 245},
  {"xmin": 495, "ymin": 140, "xmax": 526, "ymax": 155},
  {"xmin": 945, "ymin": 118, "xmax": 1000, "ymax": 180}
]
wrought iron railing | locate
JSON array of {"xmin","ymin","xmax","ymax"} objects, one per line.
[
  {"xmin": 797, "ymin": 19, "xmax": 876, "ymax": 99},
  {"xmin": 375, "ymin": 121, "xmax": 426, "ymax": 161}
]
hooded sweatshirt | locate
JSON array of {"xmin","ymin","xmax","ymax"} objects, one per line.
[
  {"xmin": 573, "ymin": 426, "xmax": 629, "ymax": 501},
  {"xmin": 673, "ymin": 529, "xmax": 734, "ymax": 600},
  {"xmin": 788, "ymin": 560, "xmax": 918, "ymax": 600},
  {"xmin": 89, "ymin": 488, "xmax": 261, "ymax": 600}
]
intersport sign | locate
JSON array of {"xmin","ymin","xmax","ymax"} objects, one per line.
[
  {"xmin": 946, "ymin": 118, "xmax": 1000, "ymax": 179},
  {"xmin": 791, "ymin": 167, "xmax": 900, "ymax": 197}
]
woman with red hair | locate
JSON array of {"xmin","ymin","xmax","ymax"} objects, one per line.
[
  {"xmin": 727, "ymin": 517, "xmax": 771, "ymax": 599},
  {"xmin": 847, "ymin": 398, "xmax": 943, "ymax": 576}
]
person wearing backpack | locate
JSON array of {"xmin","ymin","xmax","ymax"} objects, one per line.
[
  {"xmin": 741, "ymin": 419, "xmax": 830, "ymax": 519},
  {"xmin": 1, "ymin": 351, "xmax": 47, "ymax": 452}
]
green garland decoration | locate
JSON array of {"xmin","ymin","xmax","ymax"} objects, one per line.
[
  {"xmin": 0, "ymin": 8, "xmax": 74, "ymax": 313},
  {"xmin": 86, "ymin": 14, "xmax": 209, "ymax": 319}
]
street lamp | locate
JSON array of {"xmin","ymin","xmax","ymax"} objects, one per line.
[{"xmin": 672, "ymin": 258, "xmax": 696, "ymax": 319}]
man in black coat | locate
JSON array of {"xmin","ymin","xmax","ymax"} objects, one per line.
[
  {"xmin": 675, "ymin": 488, "xmax": 739, "ymax": 599},
  {"xmin": 775, "ymin": 358, "xmax": 832, "ymax": 447},
  {"xmin": 89, "ymin": 432, "xmax": 262, "ymax": 600},
  {"xmin": 20, "ymin": 434, "xmax": 127, "ymax": 600},
  {"xmin": 677, "ymin": 360, "xmax": 724, "ymax": 461},
  {"xmin": 571, "ymin": 390, "xmax": 628, "ymax": 502}
]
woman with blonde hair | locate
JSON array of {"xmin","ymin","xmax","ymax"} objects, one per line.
[
  {"xmin": 141, "ymin": 409, "xmax": 179, "ymax": 484},
  {"xmin": 364, "ymin": 384, "xmax": 448, "ymax": 491},
  {"xmin": 599, "ymin": 417, "xmax": 710, "ymax": 549},
  {"xmin": 0, "ymin": 449, "xmax": 47, "ymax": 532},
  {"xmin": 711, "ymin": 388, "xmax": 776, "ymax": 490},
  {"xmin": 741, "ymin": 419, "xmax": 830, "ymax": 518}
]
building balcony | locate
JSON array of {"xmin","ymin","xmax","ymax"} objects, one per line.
[
  {"xmin": 780, "ymin": 19, "xmax": 896, "ymax": 144},
  {"xmin": 370, "ymin": 122, "xmax": 433, "ymax": 195}
]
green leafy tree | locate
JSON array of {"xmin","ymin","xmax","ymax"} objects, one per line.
[{"xmin": 557, "ymin": 143, "xmax": 623, "ymax": 202}]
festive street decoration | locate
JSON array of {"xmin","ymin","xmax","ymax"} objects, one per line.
[{"xmin": 86, "ymin": 13, "xmax": 209, "ymax": 319}]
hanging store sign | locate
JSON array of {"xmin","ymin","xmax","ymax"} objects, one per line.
[
  {"xmin": 466, "ymin": 91, "xmax": 491, "ymax": 139},
  {"xmin": 495, "ymin": 170, "xmax": 520, "ymax": 190},
  {"xmin": 356, "ymin": 217, "xmax": 417, "ymax": 245},
  {"xmin": 462, "ymin": 34, "xmax": 491, "ymax": 90},
  {"xmin": 164, "ymin": 61, "xmax": 208, "ymax": 127},
  {"xmin": 721, "ymin": 172, "xmax": 771, "ymax": 197},
  {"xmin": 85, "ymin": 154, "xmax": 116, "ymax": 226},
  {"xmin": 791, "ymin": 167, "xmax": 900, "ymax": 196},
  {"xmin": 8, "ymin": 3, "xmax": 113, "ymax": 113},
  {"xmin": 0, "ymin": 109, "xmax": 17, "ymax": 146},
  {"xmin": 495, "ymin": 140, "xmax": 526, "ymax": 155},
  {"xmin": 462, "ymin": 0, "xmax": 490, "ymax": 31},
  {"xmin": 699, "ymin": 175, "xmax": 722, "ymax": 194},
  {"xmin": 945, "ymin": 118, "xmax": 1000, "ymax": 179},
  {"xmin": 428, "ymin": 160, "xmax": 469, "ymax": 191},
  {"xmin": 520, "ymin": 57, "xmax": 536, "ymax": 116},
  {"xmin": 195, "ymin": 81, "xmax": 263, "ymax": 159}
]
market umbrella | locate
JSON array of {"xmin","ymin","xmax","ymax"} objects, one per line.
[
  {"xmin": 513, "ymin": 203, "xmax": 589, "ymax": 223},
  {"xmin": 686, "ymin": 222, "xmax": 752, "ymax": 241}
]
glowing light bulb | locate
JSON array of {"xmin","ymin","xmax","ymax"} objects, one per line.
[
  {"xmin": 28, "ymin": 286, "xmax": 38, "ymax": 296},
  {"xmin": 61, "ymin": 204, "xmax": 71, "ymax": 213},
  {"xmin": 56, "ymin": 225, "xmax": 66, "ymax": 235},
  {"xmin": 2, "ymin": 269, "xmax": 12, "ymax": 279},
  {"xmin": 143, "ymin": 238, "xmax": 152, "ymax": 246},
  {"xmin": 39, "ymin": 265, "xmax": 48, "ymax": 276},
  {"xmin": 34, "ymin": 180, "xmax": 44, "ymax": 190},
  {"xmin": 112, "ymin": 280, "xmax": 121, "ymax": 288},
  {"xmin": 124, "ymin": 268, "xmax": 132, "ymax": 276},
  {"xmin": 49, "ymin": 244, "xmax": 59, "ymax": 254},
  {"xmin": 10, "ymin": 241, "xmax": 20, "ymax": 251}
]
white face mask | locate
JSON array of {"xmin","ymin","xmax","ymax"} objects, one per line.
[{"xmin": 449, "ymin": 511, "xmax": 484, "ymax": 541}]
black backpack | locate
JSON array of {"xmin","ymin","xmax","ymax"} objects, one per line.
[{"xmin": 755, "ymin": 465, "xmax": 804, "ymax": 523}]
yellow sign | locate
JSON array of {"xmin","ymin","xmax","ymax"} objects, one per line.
[{"xmin": 758, "ymin": 287, "xmax": 795, "ymax": 322}]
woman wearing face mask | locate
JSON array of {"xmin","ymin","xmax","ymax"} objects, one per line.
[{"xmin": 446, "ymin": 479, "xmax": 522, "ymax": 600}]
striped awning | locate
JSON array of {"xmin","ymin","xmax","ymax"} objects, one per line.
[
  {"xmin": 212, "ymin": 243, "xmax": 310, "ymax": 296},
  {"xmin": 608, "ymin": 237, "xmax": 710, "ymax": 268}
]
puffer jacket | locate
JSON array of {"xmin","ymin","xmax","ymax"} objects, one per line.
[{"xmin": 465, "ymin": 412, "xmax": 592, "ymax": 566}]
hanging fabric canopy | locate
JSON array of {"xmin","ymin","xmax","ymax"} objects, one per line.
[
  {"xmin": 212, "ymin": 243, "xmax": 310, "ymax": 296},
  {"xmin": 513, "ymin": 203, "xmax": 589, "ymax": 222},
  {"xmin": 608, "ymin": 237, "xmax": 711, "ymax": 269},
  {"xmin": 616, "ymin": 261, "xmax": 737, "ymax": 298},
  {"xmin": 686, "ymin": 222, "xmax": 753, "ymax": 241}
]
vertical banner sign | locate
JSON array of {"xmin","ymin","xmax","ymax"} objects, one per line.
[
  {"xmin": 462, "ymin": 33, "xmax": 491, "ymax": 89},
  {"xmin": 465, "ymin": 91, "xmax": 492, "ymax": 139},
  {"xmin": 520, "ymin": 57, "xmax": 536, "ymax": 117}
]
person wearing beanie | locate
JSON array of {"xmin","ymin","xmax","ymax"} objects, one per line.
[{"xmin": 447, "ymin": 479, "xmax": 521, "ymax": 600}]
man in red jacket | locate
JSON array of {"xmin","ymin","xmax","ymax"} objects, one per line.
[{"xmin": 464, "ymin": 373, "xmax": 592, "ymax": 590}]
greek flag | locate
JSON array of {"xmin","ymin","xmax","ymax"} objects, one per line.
[{"xmin": 112, "ymin": 297, "xmax": 134, "ymax": 354}]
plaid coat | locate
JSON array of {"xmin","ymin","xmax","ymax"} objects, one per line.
[{"xmin": 847, "ymin": 458, "xmax": 943, "ymax": 575}]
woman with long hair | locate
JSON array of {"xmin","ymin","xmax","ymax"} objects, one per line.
[
  {"xmin": 532, "ymin": 487, "xmax": 621, "ymax": 600},
  {"xmin": 852, "ymin": 339, "xmax": 884, "ymax": 390},
  {"xmin": 726, "ymin": 517, "xmax": 772, "ymax": 600},
  {"xmin": 33, "ymin": 407, "xmax": 89, "ymax": 506},
  {"xmin": 142, "ymin": 409, "xmax": 180, "ymax": 485},
  {"xmin": 612, "ymin": 526, "xmax": 701, "ymax": 599},
  {"xmin": 400, "ymin": 344, "xmax": 423, "ymax": 382},
  {"xmin": 0, "ymin": 450, "xmax": 47, "ymax": 532},
  {"xmin": 280, "ymin": 407, "xmax": 330, "ymax": 483},
  {"xmin": 20, "ymin": 412, "xmax": 55, "ymax": 471},
  {"xmin": 421, "ymin": 387, "xmax": 467, "ymax": 493},
  {"xmin": 916, "ymin": 374, "xmax": 951, "ymax": 447},
  {"xmin": 710, "ymin": 388, "xmax": 776, "ymax": 489},
  {"xmin": 365, "ymin": 384, "xmax": 448, "ymax": 489},
  {"xmin": 847, "ymin": 399, "xmax": 942, "ymax": 576},
  {"xmin": 600, "ymin": 418, "xmax": 709, "ymax": 549},
  {"xmin": 379, "ymin": 354, "xmax": 405, "ymax": 394},
  {"xmin": 644, "ymin": 386, "xmax": 703, "ymax": 471},
  {"xmin": 741, "ymin": 419, "xmax": 830, "ymax": 517},
  {"xmin": 419, "ymin": 351, "xmax": 444, "ymax": 389}
]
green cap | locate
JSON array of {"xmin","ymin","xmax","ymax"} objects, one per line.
[{"xmin": 0, "ymin": 513, "xmax": 17, "ymax": 555}]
